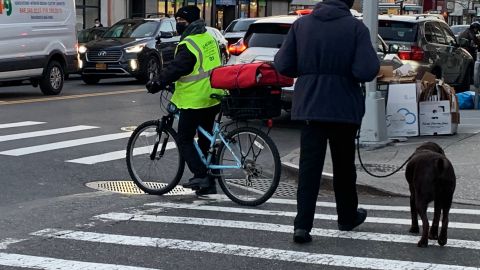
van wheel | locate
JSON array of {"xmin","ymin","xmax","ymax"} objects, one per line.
[
  {"xmin": 82, "ymin": 75, "xmax": 101, "ymax": 85},
  {"xmin": 40, "ymin": 61, "xmax": 64, "ymax": 95}
]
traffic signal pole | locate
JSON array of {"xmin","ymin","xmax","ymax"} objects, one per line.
[{"xmin": 359, "ymin": 0, "xmax": 389, "ymax": 144}]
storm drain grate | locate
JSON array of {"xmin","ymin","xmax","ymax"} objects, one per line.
[
  {"xmin": 86, "ymin": 181, "xmax": 194, "ymax": 195},
  {"xmin": 227, "ymin": 179, "xmax": 297, "ymax": 198},
  {"xmin": 355, "ymin": 163, "xmax": 402, "ymax": 173}
]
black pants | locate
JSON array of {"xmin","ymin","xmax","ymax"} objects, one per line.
[
  {"xmin": 177, "ymin": 105, "xmax": 220, "ymax": 178},
  {"xmin": 294, "ymin": 121, "xmax": 360, "ymax": 232}
]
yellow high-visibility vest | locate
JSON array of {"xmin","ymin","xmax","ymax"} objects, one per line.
[{"xmin": 171, "ymin": 32, "xmax": 224, "ymax": 109}]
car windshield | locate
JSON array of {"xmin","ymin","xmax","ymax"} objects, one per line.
[
  {"xmin": 378, "ymin": 20, "xmax": 418, "ymax": 42},
  {"xmin": 77, "ymin": 30, "xmax": 92, "ymax": 43},
  {"xmin": 245, "ymin": 23, "xmax": 291, "ymax": 48},
  {"xmin": 226, "ymin": 20, "xmax": 256, "ymax": 32},
  {"xmin": 450, "ymin": 25, "xmax": 468, "ymax": 35},
  {"xmin": 103, "ymin": 21, "xmax": 158, "ymax": 38}
]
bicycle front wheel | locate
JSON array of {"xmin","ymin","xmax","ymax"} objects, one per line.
[
  {"xmin": 126, "ymin": 120, "xmax": 185, "ymax": 195},
  {"xmin": 217, "ymin": 126, "xmax": 280, "ymax": 206}
]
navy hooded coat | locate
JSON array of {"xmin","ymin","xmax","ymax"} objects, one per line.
[{"xmin": 274, "ymin": 0, "xmax": 380, "ymax": 125}]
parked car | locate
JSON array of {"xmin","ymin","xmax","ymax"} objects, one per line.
[
  {"xmin": 78, "ymin": 17, "xmax": 179, "ymax": 84},
  {"xmin": 223, "ymin": 18, "xmax": 259, "ymax": 45},
  {"xmin": 206, "ymin": 26, "xmax": 230, "ymax": 65},
  {"xmin": 378, "ymin": 15, "xmax": 473, "ymax": 92},
  {"xmin": 450, "ymin": 24, "xmax": 469, "ymax": 40},
  {"xmin": 77, "ymin": 27, "xmax": 108, "ymax": 46},
  {"xmin": 0, "ymin": 0, "xmax": 77, "ymax": 95},
  {"xmin": 227, "ymin": 15, "xmax": 402, "ymax": 110}
]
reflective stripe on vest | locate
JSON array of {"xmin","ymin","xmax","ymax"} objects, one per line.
[{"xmin": 177, "ymin": 38, "xmax": 210, "ymax": 83}]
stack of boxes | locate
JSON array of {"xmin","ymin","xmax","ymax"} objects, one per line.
[{"xmin": 378, "ymin": 66, "xmax": 459, "ymax": 137}]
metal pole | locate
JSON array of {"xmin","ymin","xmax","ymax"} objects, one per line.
[{"xmin": 360, "ymin": 0, "xmax": 388, "ymax": 144}]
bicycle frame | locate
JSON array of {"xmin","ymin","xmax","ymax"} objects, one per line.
[
  {"xmin": 157, "ymin": 103, "xmax": 243, "ymax": 171},
  {"xmin": 194, "ymin": 123, "xmax": 242, "ymax": 170}
]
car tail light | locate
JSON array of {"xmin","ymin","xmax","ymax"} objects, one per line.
[
  {"xmin": 398, "ymin": 45, "xmax": 424, "ymax": 61},
  {"xmin": 228, "ymin": 39, "xmax": 247, "ymax": 56}
]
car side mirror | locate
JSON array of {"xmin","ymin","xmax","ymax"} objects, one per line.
[
  {"xmin": 388, "ymin": 44, "xmax": 400, "ymax": 53},
  {"xmin": 157, "ymin": 31, "xmax": 173, "ymax": 40},
  {"xmin": 459, "ymin": 37, "xmax": 469, "ymax": 47}
]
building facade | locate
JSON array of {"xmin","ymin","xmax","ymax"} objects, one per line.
[{"xmin": 76, "ymin": 0, "xmax": 289, "ymax": 31}]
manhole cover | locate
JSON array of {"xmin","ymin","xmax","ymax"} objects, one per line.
[
  {"xmin": 86, "ymin": 181, "xmax": 194, "ymax": 195},
  {"xmin": 355, "ymin": 163, "xmax": 402, "ymax": 173}
]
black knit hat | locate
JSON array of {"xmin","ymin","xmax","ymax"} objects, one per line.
[
  {"xmin": 338, "ymin": 0, "xmax": 354, "ymax": 9},
  {"xmin": 175, "ymin": 6, "xmax": 200, "ymax": 23}
]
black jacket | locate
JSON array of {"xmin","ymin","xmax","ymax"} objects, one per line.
[
  {"xmin": 274, "ymin": 0, "xmax": 380, "ymax": 124},
  {"xmin": 157, "ymin": 20, "xmax": 207, "ymax": 84}
]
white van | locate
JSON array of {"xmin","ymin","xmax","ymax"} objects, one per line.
[{"xmin": 0, "ymin": 0, "xmax": 78, "ymax": 95}]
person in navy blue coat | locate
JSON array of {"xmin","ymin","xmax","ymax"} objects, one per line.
[{"xmin": 274, "ymin": 0, "xmax": 380, "ymax": 243}]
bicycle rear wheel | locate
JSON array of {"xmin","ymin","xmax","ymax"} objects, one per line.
[
  {"xmin": 126, "ymin": 120, "xmax": 185, "ymax": 195},
  {"xmin": 217, "ymin": 126, "xmax": 280, "ymax": 206}
]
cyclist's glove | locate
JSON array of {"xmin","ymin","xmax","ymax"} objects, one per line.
[{"xmin": 146, "ymin": 80, "xmax": 164, "ymax": 94}]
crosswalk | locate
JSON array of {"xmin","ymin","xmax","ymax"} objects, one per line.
[
  {"xmin": 1, "ymin": 195, "xmax": 479, "ymax": 269},
  {"xmin": 0, "ymin": 120, "xmax": 135, "ymax": 164}
]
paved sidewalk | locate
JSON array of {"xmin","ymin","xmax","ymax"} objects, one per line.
[{"xmin": 281, "ymin": 110, "xmax": 480, "ymax": 206}]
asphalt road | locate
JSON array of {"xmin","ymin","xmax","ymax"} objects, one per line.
[{"xmin": 0, "ymin": 78, "xmax": 479, "ymax": 269}]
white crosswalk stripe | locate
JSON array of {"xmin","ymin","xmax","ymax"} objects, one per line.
[
  {"xmin": 1, "ymin": 198, "xmax": 479, "ymax": 269},
  {"xmin": 0, "ymin": 132, "xmax": 132, "ymax": 156},
  {"xmin": 145, "ymin": 202, "xmax": 480, "ymax": 230},
  {"xmin": 0, "ymin": 252, "xmax": 159, "ymax": 270},
  {"xmin": 66, "ymin": 142, "xmax": 176, "ymax": 164},
  {"xmin": 0, "ymin": 121, "xmax": 45, "ymax": 129},
  {"xmin": 30, "ymin": 228, "xmax": 480, "ymax": 270},
  {"xmin": 0, "ymin": 125, "xmax": 98, "ymax": 142},
  {"xmin": 94, "ymin": 212, "xmax": 480, "ymax": 250},
  {"xmin": 0, "ymin": 121, "xmax": 166, "ymax": 165}
]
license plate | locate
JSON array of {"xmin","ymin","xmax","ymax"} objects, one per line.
[{"xmin": 96, "ymin": 63, "xmax": 107, "ymax": 70}]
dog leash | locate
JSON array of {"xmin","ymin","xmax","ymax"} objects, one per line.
[{"xmin": 355, "ymin": 130, "xmax": 413, "ymax": 178}]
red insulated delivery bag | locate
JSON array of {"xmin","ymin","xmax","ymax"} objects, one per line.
[{"xmin": 210, "ymin": 62, "xmax": 294, "ymax": 90}]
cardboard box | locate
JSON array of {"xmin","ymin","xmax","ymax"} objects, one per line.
[
  {"xmin": 419, "ymin": 101, "xmax": 458, "ymax": 135},
  {"xmin": 386, "ymin": 83, "xmax": 419, "ymax": 137},
  {"xmin": 378, "ymin": 65, "xmax": 416, "ymax": 83}
]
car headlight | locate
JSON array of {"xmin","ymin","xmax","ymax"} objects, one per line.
[
  {"xmin": 125, "ymin": 44, "xmax": 146, "ymax": 53},
  {"xmin": 78, "ymin": 45, "xmax": 87, "ymax": 54}
]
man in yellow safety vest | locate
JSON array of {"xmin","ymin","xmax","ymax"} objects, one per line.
[{"xmin": 146, "ymin": 6, "xmax": 223, "ymax": 196}]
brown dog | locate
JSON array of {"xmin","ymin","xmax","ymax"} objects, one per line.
[{"xmin": 405, "ymin": 142, "xmax": 456, "ymax": 247}]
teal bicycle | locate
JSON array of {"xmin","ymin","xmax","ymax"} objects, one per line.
[{"xmin": 126, "ymin": 87, "xmax": 281, "ymax": 206}]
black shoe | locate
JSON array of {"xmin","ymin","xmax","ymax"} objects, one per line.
[
  {"xmin": 338, "ymin": 208, "xmax": 367, "ymax": 231},
  {"xmin": 182, "ymin": 176, "xmax": 210, "ymax": 189},
  {"xmin": 293, "ymin": 229, "xmax": 312, "ymax": 243},
  {"xmin": 195, "ymin": 185, "xmax": 217, "ymax": 196}
]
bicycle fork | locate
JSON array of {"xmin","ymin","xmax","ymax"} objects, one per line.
[{"xmin": 149, "ymin": 116, "xmax": 172, "ymax": 160}]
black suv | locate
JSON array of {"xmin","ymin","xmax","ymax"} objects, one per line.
[
  {"xmin": 379, "ymin": 15, "xmax": 473, "ymax": 91},
  {"xmin": 78, "ymin": 17, "xmax": 179, "ymax": 84}
]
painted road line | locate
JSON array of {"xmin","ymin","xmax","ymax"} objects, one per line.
[
  {"xmin": 66, "ymin": 142, "xmax": 176, "ymax": 165},
  {"xmin": 0, "ymin": 121, "xmax": 45, "ymax": 129},
  {"xmin": 145, "ymin": 202, "xmax": 480, "ymax": 230},
  {"xmin": 95, "ymin": 212, "xmax": 480, "ymax": 250},
  {"xmin": 200, "ymin": 195, "xmax": 480, "ymax": 216},
  {"xmin": 0, "ymin": 132, "xmax": 132, "ymax": 156},
  {"xmin": 0, "ymin": 89, "xmax": 144, "ymax": 105},
  {"xmin": 0, "ymin": 239, "xmax": 25, "ymax": 250},
  {"xmin": 0, "ymin": 252, "xmax": 159, "ymax": 270},
  {"xmin": 0, "ymin": 125, "xmax": 98, "ymax": 142},
  {"xmin": 32, "ymin": 229, "xmax": 480, "ymax": 270}
]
